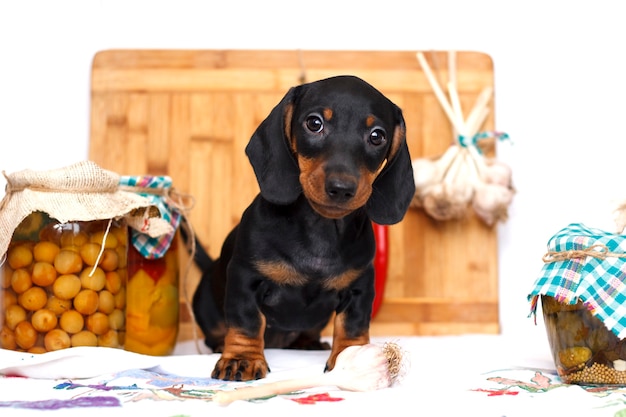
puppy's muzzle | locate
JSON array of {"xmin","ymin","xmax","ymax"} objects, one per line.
[
  {"xmin": 326, "ymin": 174, "xmax": 357, "ymax": 204},
  {"xmin": 299, "ymin": 154, "xmax": 373, "ymax": 219},
  {"xmin": 305, "ymin": 170, "xmax": 371, "ymax": 219}
]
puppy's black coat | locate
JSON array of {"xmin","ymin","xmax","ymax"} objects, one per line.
[{"xmin": 191, "ymin": 75, "xmax": 415, "ymax": 381}]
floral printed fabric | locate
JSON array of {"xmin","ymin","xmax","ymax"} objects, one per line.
[{"xmin": 2, "ymin": 335, "xmax": 626, "ymax": 417}]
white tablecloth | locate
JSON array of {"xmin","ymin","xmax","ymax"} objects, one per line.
[{"xmin": 1, "ymin": 335, "xmax": 621, "ymax": 416}]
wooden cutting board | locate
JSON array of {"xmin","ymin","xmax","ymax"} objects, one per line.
[{"xmin": 89, "ymin": 49, "xmax": 500, "ymax": 338}]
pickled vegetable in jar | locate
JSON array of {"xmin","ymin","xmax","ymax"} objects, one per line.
[
  {"xmin": 125, "ymin": 233, "xmax": 180, "ymax": 356},
  {"xmin": 541, "ymin": 295, "xmax": 626, "ymax": 385},
  {"xmin": 529, "ymin": 223, "xmax": 626, "ymax": 385},
  {"xmin": 120, "ymin": 175, "xmax": 184, "ymax": 356},
  {"xmin": 0, "ymin": 211, "xmax": 128, "ymax": 352}
]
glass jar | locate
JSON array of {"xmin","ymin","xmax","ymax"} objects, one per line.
[
  {"xmin": 542, "ymin": 295, "xmax": 626, "ymax": 385},
  {"xmin": 125, "ymin": 232, "xmax": 180, "ymax": 356},
  {"xmin": 0, "ymin": 211, "xmax": 127, "ymax": 352}
]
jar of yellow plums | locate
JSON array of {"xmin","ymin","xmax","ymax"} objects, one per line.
[
  {"xmin": 1, "ymin": 213, "xmax": 128, "ymax": 352},
  {"xmin": 120, "ymin": 175, "xmax": 184, "ymax": 356},
  {"xmin": 0, "ymin": 161, "xmax": 157, "ymax": 353}
]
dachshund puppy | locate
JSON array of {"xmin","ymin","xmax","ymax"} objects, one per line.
[{"xmin": 191, "ymin": 75, "xmax": 415, "ymax": 381}]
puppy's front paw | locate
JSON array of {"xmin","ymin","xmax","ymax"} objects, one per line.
[{"xmin": 211, "ymin": 356, "xmax": 270, "ymax": 381}]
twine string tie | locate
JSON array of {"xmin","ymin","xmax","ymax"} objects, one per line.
[{"xmin": 543, "ymin": 244, "xmax": 626, "ymax": 263}]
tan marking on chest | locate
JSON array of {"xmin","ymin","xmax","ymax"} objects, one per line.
[
  {"xmin": 255, "ymin": 260, "xmax": 308, "ymax": 286},
  {"xmin": 256, "ymin": 260, "xmax": 362, "ymax": 290},
  {"xmin": 323, "ymin": 268, "xmax": 363, "ymax": 291}
]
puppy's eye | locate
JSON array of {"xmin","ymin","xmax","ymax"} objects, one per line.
[
  {"xmin": 369, "ymin": 128, "xmax": 387, "ymax": 146},
  {"xmin": 305, "ymin": 115, "xmax": 324, "ymax": 133}
]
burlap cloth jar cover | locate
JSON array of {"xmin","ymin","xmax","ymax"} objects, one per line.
[
  {"xmin": 528, "ymin": 223, "xmax": 626, "ymax": 337},
  {"xmin": 0, "ymin": 161, "xmax": 170, "ymax": 265}
]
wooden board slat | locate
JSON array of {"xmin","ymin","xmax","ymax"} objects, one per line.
[
  {"xmin": 91, "ymin": 49, "xmax": 492, "ymax": 70},
  {"xmin": 88, "ymin": 49, "xmax": 499, "ymax": 340},
  {"xmin": 92, "ymin": 68, "xmax": 490, "ymax": 94}
]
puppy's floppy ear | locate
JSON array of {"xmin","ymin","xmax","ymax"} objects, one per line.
[
  {"xmin": 366, "ymin": 107, "xmax": 416, "ymax": 225},
  {"xmin": 245, "ymin": 86, "xmax": 302, "ymax": 205}
]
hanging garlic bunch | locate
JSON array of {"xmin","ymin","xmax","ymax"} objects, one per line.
[{"xmin": 412, "ymin": 52, "xmax": 514, "ymax": 226}]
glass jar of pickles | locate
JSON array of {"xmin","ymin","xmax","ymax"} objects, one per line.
[
  {"xmin": 0, "ymin": 161, "xmax": 160, "ymax": 354},
  {"xmin": 541, "ymin": 295, "xmax": 626, "ymax": 385},
  {"xmin": 529, "ymin": 223, "xmax": 626, "ymax": 385},
  {"xmin": 1, "ymin": 212, "xmax": 128, "ymax": 352}
]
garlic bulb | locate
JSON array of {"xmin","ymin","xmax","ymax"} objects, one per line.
[
  {"xmin": 212, "ymin": 342, "xmax": 406, "ymax": 406},
  {"xmin": 472, "ymin": 182, "xmax": 514, "ymax": 226},
  {"xmin": 421, "ymin": 182, "xmax": 471, "ymax": 221},
  {"xmin": 326, "ymin": 344, "xmax": 394, "ymax": 391},
  {"xmin": 482, "ymin": 158, "xmax": 513, "ymax": 187}
]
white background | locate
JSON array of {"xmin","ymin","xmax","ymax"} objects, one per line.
[{"xmin": 1, "ymin": 0, "xmax": 625, "ymax": 353}]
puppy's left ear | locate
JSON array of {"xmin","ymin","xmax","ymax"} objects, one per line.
[
  {"xmin": 245, "ymin": 87, "xmax": 302, "ymax": 205},
  {"xmin": 366, "ymin": 107, "xmax": 416, "ymax": 225}
]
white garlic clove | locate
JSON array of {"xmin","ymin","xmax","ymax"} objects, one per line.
[
  {"xmin": 422, "ymin": 183, "xmax": 470, "ymax": 221},
  {"xmin": 482, "ymin": 159, "xmax": 513, "ymax": 187},
  {"xmin": 472, "ymin": 183, "xmax": 514, "ymax": 225}
]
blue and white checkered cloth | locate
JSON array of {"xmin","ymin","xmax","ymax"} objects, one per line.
[
  {"xmin": 528, "ymin": 223, "xmax": 626, "ymax": 339},
  {"xmin": 119, "ymin": 175, "xmax": 181, "ymax": 259}
]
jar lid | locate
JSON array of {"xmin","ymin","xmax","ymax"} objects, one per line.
[{"xmin": 528, "ymin": 223, "xmax": 626, "ymax": 339}]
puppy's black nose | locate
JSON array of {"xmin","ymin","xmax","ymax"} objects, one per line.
[{"xmin": 326, "ymin": 177, "xmax": 357, "ymax": 202}]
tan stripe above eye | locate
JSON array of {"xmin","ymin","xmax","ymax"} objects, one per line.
[
  {"xmin": 323, "ymin": 108, "xmax": 333, "ymax": 120},
  {"xmin": 366, "ymin": 115, "xmax": 376, "ymax": 127}
]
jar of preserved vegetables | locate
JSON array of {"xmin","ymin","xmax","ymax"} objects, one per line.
[
  {"xmin": 120, "ymin": 175, "xmax": 184, "ymax": 356},
  {"xmin": 530, "ymin": 223, "xmax": 626, "ymax": 385}
]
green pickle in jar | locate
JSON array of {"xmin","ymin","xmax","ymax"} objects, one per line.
[
  {"xmin": 542, "ymin": 295, "xmax": 626, "ymax": 385},
  {"xmin": 0, "ymin": 211, "xmax": 127, "ymax": 352}
]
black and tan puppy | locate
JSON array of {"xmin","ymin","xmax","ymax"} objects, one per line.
[{"xmin": 191, "ymin": 75, "xmax": 415, "ymax": 381}]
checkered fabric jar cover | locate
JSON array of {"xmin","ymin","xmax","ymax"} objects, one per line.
[
  {"xmin": 119, "ymin": 175, "xmax": 181, "ymax": 260},
  {"xmin": 529, "ymin": 223, "xmax": 626, "ymax": 339}
]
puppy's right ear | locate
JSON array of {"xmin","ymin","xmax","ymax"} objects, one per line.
[{"xmin": 245, "ymin": 86, "xmax": 302, "ymax": 205}]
